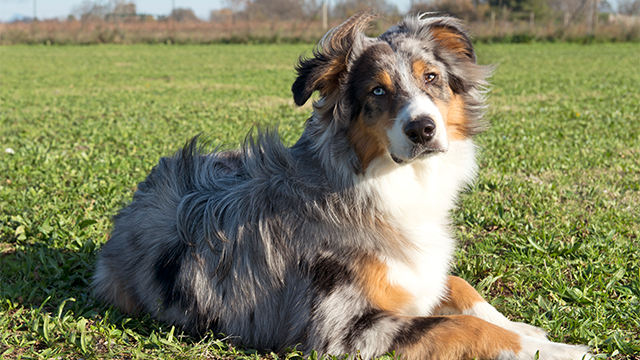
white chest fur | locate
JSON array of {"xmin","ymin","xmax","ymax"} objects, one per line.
[{"xmin": 359, "ymin": 139, "xmax": 478, "ymax": 316}]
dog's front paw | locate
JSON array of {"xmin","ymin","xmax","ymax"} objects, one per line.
[
  {"xmin": 503, "ymin": 321, "xmax": 549, "ymax": 341},
  {"xmin": 498, "ymin": 336, "xmax": 593, "ymax": 360}
]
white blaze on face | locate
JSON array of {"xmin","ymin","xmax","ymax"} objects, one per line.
[{"xmin": 387, "ymin": 94, "xmax": 449, "ymax": 161}]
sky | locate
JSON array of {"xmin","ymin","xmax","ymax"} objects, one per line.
[{"xmin": 0, "ymin": 0, "xmax": 415, "ymax": 22}]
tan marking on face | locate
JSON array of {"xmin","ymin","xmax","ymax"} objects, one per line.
[
  {"xmin": 355, "ymin": 255, "xmax": 413, "ymax": 313},
  {"xmin": 431, "ymin": 27, "xmax": 470, "ymax": 58},
  {"xmin": 347, "ymin": 113, "xmax": 389, "ymax": 172},
  {"xmin": 434, "ymin": 93, "xmax": 468, "ymax": 141},
  {"xmin": 412, "ymin": 60, "xmax": 429, "ymax": 82},
  {"xmin": 433, "ymin": 276, "xmax": 485, "ymax": 313},
  {"xmin": 375, "ymin": 70, "xmax": 393, "ymax": 91},
  {"xmin": 395, "ymin": 315, "xmax": 522, "ymax": 360}
]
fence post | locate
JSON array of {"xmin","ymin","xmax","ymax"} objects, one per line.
[
  {"xmin": 593, "ymin": 0, "xmax": 600, "ymax": 36},
  {"xmin": 530, "ymin": 12, "xmax": 534, "ymax": 30},
  {"xmin": 587, "ymin": 0, "xmax": 595, "ymax": 36},
  {"xmin": 322, "ymin": 1, "xmax": 328, "ymax": 31}
]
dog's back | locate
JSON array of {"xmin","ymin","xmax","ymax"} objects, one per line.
[
  {"xmin": 94, "ymin": 133, "xmax": 388, "ymax": 350},
  {"xmin": 96, "ymin": 135, "xmax": 312, "ymax": 348}
]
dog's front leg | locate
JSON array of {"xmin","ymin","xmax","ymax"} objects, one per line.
[
  {"xmin": 433, "ymin": 276, "xmax": 549, "ymax": 340},
  {"xmin": 396, "ymin": 315, "xmax": 593, "ymax": 360},
  {"xmin": 330, "ymin": 312, "xmax": 591, "ymax": 360}
]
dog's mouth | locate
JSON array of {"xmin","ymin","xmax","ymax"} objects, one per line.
[
  {"xmin": 390, "ymin": 154, "xmax": 404, "ymax": 164},
  {"xmin": 391, "ymin": 145, "xmax": 445, "ymax": 164}
]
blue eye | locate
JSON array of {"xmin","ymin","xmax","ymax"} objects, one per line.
[{"xmin": 372, "ymin": 87, "xmax": 386, "ymax": 96}]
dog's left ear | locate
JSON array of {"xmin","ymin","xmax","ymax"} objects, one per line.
[
  {"xmin": 428, "ymin": 20, "xmax": 476, "ymax": 63},
  {"xmin": 292, "ymin": 11, "xmax": 377, "ymax": 106}
]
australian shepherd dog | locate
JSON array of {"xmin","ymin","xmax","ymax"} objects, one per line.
[{"xmin": 94, "ymin": 12, "xmax": 592, "ymax": 360}]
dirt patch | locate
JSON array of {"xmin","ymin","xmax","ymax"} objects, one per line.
[
  {"xmin": 488, "ymin": 277, "xmax": 515, "ymax": 298},
  {"xmin": 1, "ymin": 243, "xmax": 15, "ymax": 257}
]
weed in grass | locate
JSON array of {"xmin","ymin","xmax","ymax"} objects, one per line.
[{"xmin": 1, "ymin": 43, "xmax": 638, "ymax": 358}]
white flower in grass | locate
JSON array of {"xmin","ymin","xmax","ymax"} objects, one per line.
[{"xmin": 4, "ymin": 148, "xmax": 15, "ymax": 154}]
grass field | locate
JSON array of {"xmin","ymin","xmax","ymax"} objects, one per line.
[{"xmin": 1, "ymin": 42, "xmax": 639, "ymax": 359}]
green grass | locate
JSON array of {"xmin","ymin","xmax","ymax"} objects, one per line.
[{"xmin": 1, "ymin": 43, "xmax": 638, "ymax": 359}]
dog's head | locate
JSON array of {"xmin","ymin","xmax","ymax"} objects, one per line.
[{"xmin": 292, "ymin": 12, "xmax": 491, "ymax": 173}]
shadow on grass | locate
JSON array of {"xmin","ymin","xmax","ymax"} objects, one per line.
[{"xmin": 0, "ymin": 237, "xmax": 168, "ymax": 336}]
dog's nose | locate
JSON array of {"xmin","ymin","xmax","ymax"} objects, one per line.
[{"xmin": 404, "ymin": 117, "xmax": 436, "ymax": 145}]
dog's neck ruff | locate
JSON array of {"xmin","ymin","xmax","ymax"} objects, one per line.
[{"xmin": 358, "ymin": 138, "xmax": 477, "ymax": 223}]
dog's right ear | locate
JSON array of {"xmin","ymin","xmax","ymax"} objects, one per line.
[{"xmin": 292, "ymin": 11, "xmax": 377, "ymax": 106}]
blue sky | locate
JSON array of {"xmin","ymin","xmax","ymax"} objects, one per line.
[{"xmin": 0, "ymin": 0, "xmax": 414, "ymax": 22}]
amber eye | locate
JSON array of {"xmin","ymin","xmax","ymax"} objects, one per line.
[
  {"xmin": 425, "ymin": 73, "xmax": 437, "ymax": 83},
  {"xmin": 372, "ymin": 87, "xmax": 386, "ymax": 96}
]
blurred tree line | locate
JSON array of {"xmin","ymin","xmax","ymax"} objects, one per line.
[
  {"xmin": 70, "ymin": 0, "xmax": 200, "ymax": 22},
  {"xmin": 211, "ymin": 0, "xmax": 638, "ymax": 23},
  {"xmin": 69, "ymin": 0, "xmax": 638, "ymax": 24},
  {"xmin": 209, "ymin": 0, "xmax": 400, "ymax": 22},
  {"xmin": 408, "ymin": 0, "xmax": 637, "ymax": 21}
]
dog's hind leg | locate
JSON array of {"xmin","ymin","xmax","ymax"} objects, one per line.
[
  {"xmin": 93, "ymin": 262, "xmax": 140, "ymax": 315},
  {"xmin": 433, "ymin": 276, "xmax": 549, "ymax": 340}
]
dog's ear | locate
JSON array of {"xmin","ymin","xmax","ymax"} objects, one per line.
[
  {"xmin": 427, "ymin": 19, "xmax": 476, "ymax": 63},
  {"xmin": 292, "ymin": 11, "xmax": 377, "ymax": 106}
]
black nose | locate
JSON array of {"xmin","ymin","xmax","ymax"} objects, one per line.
[{"xmin": 404, "ymin": 117, "xmax": 436, "ymax": 145}]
